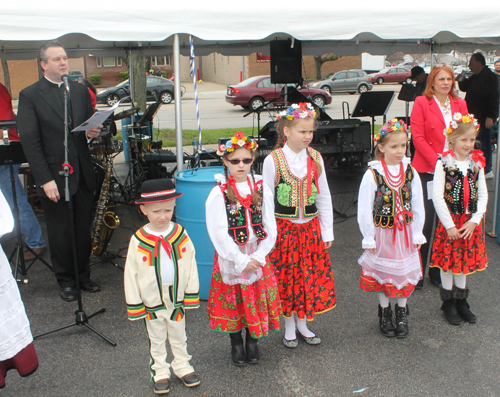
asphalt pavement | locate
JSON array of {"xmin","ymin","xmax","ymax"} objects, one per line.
[{"xmin": 2, "ymin": 149, "xmax": 500, "ymax": 397}]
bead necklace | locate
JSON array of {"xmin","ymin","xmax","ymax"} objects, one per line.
[
  {"xmin": 227, "ymin": 176, "xmax": 254, "ymax": 209},
  {"xmin": 381, "ymin": 157, "xmax": 404, "ymax": 188},
  {"xmin": 434, "ymin": 95, "xmax": 450, "ymax": 115}
]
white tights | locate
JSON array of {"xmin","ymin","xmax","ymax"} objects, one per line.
[
  {"xmin": 284, "ymin": 313, "xmax": 315, "ymax": 340},
  {"xmin": 378, "ymin": 294, "xmax": 407, "ymax": 309},
  {"xmin": 440, "ymin": 269, "xmax": 467, "ymax": 290}
]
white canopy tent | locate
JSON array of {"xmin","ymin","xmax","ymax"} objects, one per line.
[{"xmin": 2, "ymin": 1, "xmax": 500, "ymax": 233}]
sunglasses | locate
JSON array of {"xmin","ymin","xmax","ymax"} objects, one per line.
[{"xmin": 226, "ymin": 158, "xmax": 253, "ymax": 165}]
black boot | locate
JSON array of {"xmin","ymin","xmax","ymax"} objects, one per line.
[
  {"xmin": 440, "ymin": 287, "xmax": 461, "ymax": 325},
  {"xmin": 455, "ymin": 287, "xmax": 476, "ymax": 323},
  {"xmin": 229, "ymin": 331, "xmax": 246, "ymax": 366},
  {"xmin": 378, "ymin": 305, "xmax": 395, "ymax": 337},
  {"xmin": 245, "ymin": 328, "xmax": 260, "ymax": 364},
  {"xmin": 394, "ymin": 304, "xmax": 409, "ymax": 339}
]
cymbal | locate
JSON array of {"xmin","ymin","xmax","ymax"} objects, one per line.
[{"xmin": 111, "ymin": 107, "xmax": 139, "ymax": 120}]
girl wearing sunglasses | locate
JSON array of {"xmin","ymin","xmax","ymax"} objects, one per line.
[
  {"xmin": 205, "ymin": 131, "xmax": 282, "ymax": 366},
  {"xmin": 262, "ymin": 103, "xmax": 336, "ymax": 348}
]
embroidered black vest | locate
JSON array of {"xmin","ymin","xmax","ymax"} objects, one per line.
[
  {"xmin": 271, "ymin": 148, "xmax": 320, "ymax": 219},
  {"xmin": 371, "ymin": 164, "xmax": 414, "ymax": 228},
  {"xmin": 220, "ymin": 181, "xmax": 267, "ymax": 245},
  {"xmin": 442, "ymin": 164, "xmax": 479, "ymax": 214}
]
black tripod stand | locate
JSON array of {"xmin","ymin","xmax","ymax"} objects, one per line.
[
  {"xmin": 34, "ymin": 83, "xmax": 115, "ymax": 346},
  {"xmin": 0, "ymin": 123, "xmax": 53, "ymax": 282}
]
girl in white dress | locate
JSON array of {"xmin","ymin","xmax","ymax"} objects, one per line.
[{"xmin": 357, "ymin": 119, "xmax": 426, "ymax": 338}]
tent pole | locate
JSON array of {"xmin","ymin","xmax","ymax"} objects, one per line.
[{"xmin": 174, "ymin": 34, "xmax": 184, "ymax": 173}]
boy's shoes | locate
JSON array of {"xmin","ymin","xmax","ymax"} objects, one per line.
[
  {"xmin": 60, "ymin": 286, "xmax": 77, "ymax": 301},
  {"xmin": 80, "ymin": 280, "xmax": 101, "ymax": 292},
  {"xmin": 485, "ymin": 171, "xmax": 494, "ymax": 180},
  {"xmin": 153, "ymin": 378, "xmax": 172, "ymax": 394},
  {"xmin": 179, "ymin": 372, "xmax": 200, "ymax": 388}
]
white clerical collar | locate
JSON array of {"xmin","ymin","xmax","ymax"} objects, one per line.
[
  {"xmin": 44, "ymin": 76, "xmax": 63, "ymax": 87},
  {"xmin": 283, "ymin": 143, "xmax": 307, "ymax": 162}
]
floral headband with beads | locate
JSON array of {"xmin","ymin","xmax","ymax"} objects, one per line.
[
  {"xmin": 443, "ymin": 113, "xmax": 480, "ymax": 136},
  {"xmin": 276, "ymin": 102, "xmax": 316, "ymax": 120},
  {"xmin": 216, "ymin": 131, "xmax": 258, "ymax": 156},
  {"xmin": 374, "ymin": 118, "xmax": 409, "ymax": 141}
]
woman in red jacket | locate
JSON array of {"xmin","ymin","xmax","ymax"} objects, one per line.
[{"xmin": 410, "ymin": 65, "xmax": 468, "ymax": 288}]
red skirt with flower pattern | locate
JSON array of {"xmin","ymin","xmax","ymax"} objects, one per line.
[
  {"xmin": 430, "ymin": 213, "xmax": 488, "ymax": 274},
  {"xmin": 268, "ymin": 217, "xmax": 336, "ymax": 320},
  {"xmin": 359, "ymin": 272, "xmax": 415, "ymax": 298},
  {"xmin": 207, "ymin": 254, "xmax": 282, "ymax": 338}
]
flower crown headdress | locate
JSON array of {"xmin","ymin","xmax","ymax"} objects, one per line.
[
  {"xmin": 216, "ymin": 131, "xmax": 258, "ymax": 156},
  {"xmin": 443, "ymin": 113, "xmax": 480, "ymax": 136},
  {"xmin": 374, "ymin": 118, "xmax": 409, "ymax": 141},
  {"xmin": 276, "ymin": 102, "xmax": 316, "ymax": 120}
]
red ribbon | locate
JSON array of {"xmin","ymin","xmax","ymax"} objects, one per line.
[
  {"xmin": 471, "ymin": 150, "xmax": 486, "ymax": 168},
  {"xmin": 227, "ymin": 176, "xmax": 254, "ymax": 210},
  {"xmin": 442, "ymin": 150, "xmax": 455, "ymax": 158},
  {"xmin": 463, "ymin": 175, "xmax": 470, "ymax": 211},
  {"xmin": 148, "ymin": 234, "xmax": 172, "ymax": 259},
  {"xmin": 306, "ymin": 156, "xmax": 320, "ymax": 196},
  {"xmin": 392, "ymin": 210, "xmax": 414, "ymax": 248},
  {"xmin": 62, "ymin": 163, "xmax": 74, "ymax": 174}
]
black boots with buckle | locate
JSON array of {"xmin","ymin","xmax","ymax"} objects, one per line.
[
  {"xmin": 394, "ymin": 304, "xmax": 409, "ymax": 339},
  {"xmin": 378, "ymin": 305, "xmax": 395, "ymax": 337}
]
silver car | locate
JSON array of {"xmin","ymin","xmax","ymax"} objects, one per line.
[{"xmin": 309, "ymin": 70, "xmax": 373, "ymax": 94}]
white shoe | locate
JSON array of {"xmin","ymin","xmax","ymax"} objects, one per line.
[{"xmin": 485, "ymin": 171, "xmax": 494, "ymax": 180}]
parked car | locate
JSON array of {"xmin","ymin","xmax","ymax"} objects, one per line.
[
  {"xmin": 68, "ymin": 70, "xmax": 83, "ymax": 81},
  {"xmin": 368, "ymin": 68, "xmax": 412, "ymax": 84},
  {"xmin": 96, "ymin": 76, "xmax": 176, "ymax": 106},
  {"xmin": 309, "ymin": 70, "xmax": 373, "ymax": 94},
  {"xmin": 225, "ymin": 75, "xmax": 332, "ymax": 110}
]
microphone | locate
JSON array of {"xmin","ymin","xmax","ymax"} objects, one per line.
[{"xmin": 61, "ymin": 74, "xmax": 70, "ymax": 92}]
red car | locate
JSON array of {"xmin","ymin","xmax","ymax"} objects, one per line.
[
  {"xmin": 368, "ymin": 68, "xmax": 412, "ymax": 85},
  {"xmin": 226, "ymin": 75, "xmax": 332, "ymax": 110}
]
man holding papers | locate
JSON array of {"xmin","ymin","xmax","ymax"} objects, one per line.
[{"xmin": 18, "ymin": 41, "xmax": 102, "ymax": 301}]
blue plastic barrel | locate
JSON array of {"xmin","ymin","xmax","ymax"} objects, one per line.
[{"xmin": 175, "ymin": 167, "xmax": 223, "ymax": 300}]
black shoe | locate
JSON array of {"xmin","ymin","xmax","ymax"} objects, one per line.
[
  {"xmin": 378, "ymin": 305, "xmax": 395, "ymax": 337},
  {"xmin": 455, "ymin": 288, "xmax": 476, "ymax": 323},
  {"xmin": 153, "ymin": 378, "xmax": 171, "ymax": 394},
  {"xmin": 415, "ymin": 279, "xmax": 424, "ymax": 290},
  {"xmin": 429, "ymin": 278, "xmax": 441, "ymax": 287},
  {"xmin": 80, "ymin": 280, "xmax": 101, "ymax": 292},
  {"xmin": 229, "ymin": 331, "xmax": 246, "ymax": 366},
  {"xmin": 245, "ymin": 329, "xmax": 260, "ymax": 364},
  {"xmin": 179, "ymin": 372, "xmax": 200, "ymax": 387},
  {"xmin": 60, "ymin": 286, "xmax": 77, "ymax": 301},
  {"xmin": 394, "ymin": 304, "xmax": 409, "ymax": 339},
  {"xmin": 440, "ymin": 287, "xmax": 461, "ymax": 325}
]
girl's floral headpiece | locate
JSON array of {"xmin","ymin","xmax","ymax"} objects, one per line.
[
  {"xmin": 276, "ymin": 102, "xmax": 316, "ymax": 120},
  {"xmin": 374, "ymin": 118, "xmax": 408, "ymax": 142},
  {"xmin": 216, "ymin": 131, "xmax": 258, "ymax": 156},
  {"xmin": 443, "ymin": 113, "xmax": 480, "ymax": 136}
]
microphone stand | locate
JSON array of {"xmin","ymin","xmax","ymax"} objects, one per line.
[{"xmin": 34, "ymin": 83, "xmax": 116, "ymax": 346}]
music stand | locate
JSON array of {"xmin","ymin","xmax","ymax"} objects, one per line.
[
  {"xmin": 0, "ymin": 122, "xmax": 53, "ymax": 282},
  {"xmin": 352, "ymin": 91, "xmax": 395, "ymax": 149}
]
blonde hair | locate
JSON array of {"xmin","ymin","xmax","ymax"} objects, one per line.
[
  {"xmin": 446, "ymin": 122, "xmax": 478, "ymax": 150},
  {"xmin": 222, "ymin": 147, "xmax": 261, "ymax": 206},
  {"xmin": 374, "ymin": 129, "xmax": 408, "ymax": 160},
  {"xmin": 274, "ymin": 110, "xmax": 322, "ymax": 176}
]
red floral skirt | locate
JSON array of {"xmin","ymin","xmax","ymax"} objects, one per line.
[
  {"xmin": 207, "ymin": 254, "xmax": 282, "ymax": 338},
  {"xmin": 0, "ymin": 343, "xmax": 38, "ymax": 388},
  {"xmin": 430, "ymin": 213, "xmax": 488, "ymax": 275},
  {"xmin": 359, "ymin": 272, "xmax": 415, "ymax": 298},
  {"xmin": 268, "ymin": 217, "xmax": 336, "ymax": 320}
]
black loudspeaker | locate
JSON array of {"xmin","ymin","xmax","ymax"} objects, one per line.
[{"xmin": 270, "ymin": 39, "xmax": 302, "ymax": 84}]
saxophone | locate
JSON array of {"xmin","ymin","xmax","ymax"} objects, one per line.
[{"xmin": 91, "ymin": 161, "xmax": 120, "ymax": 256}]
